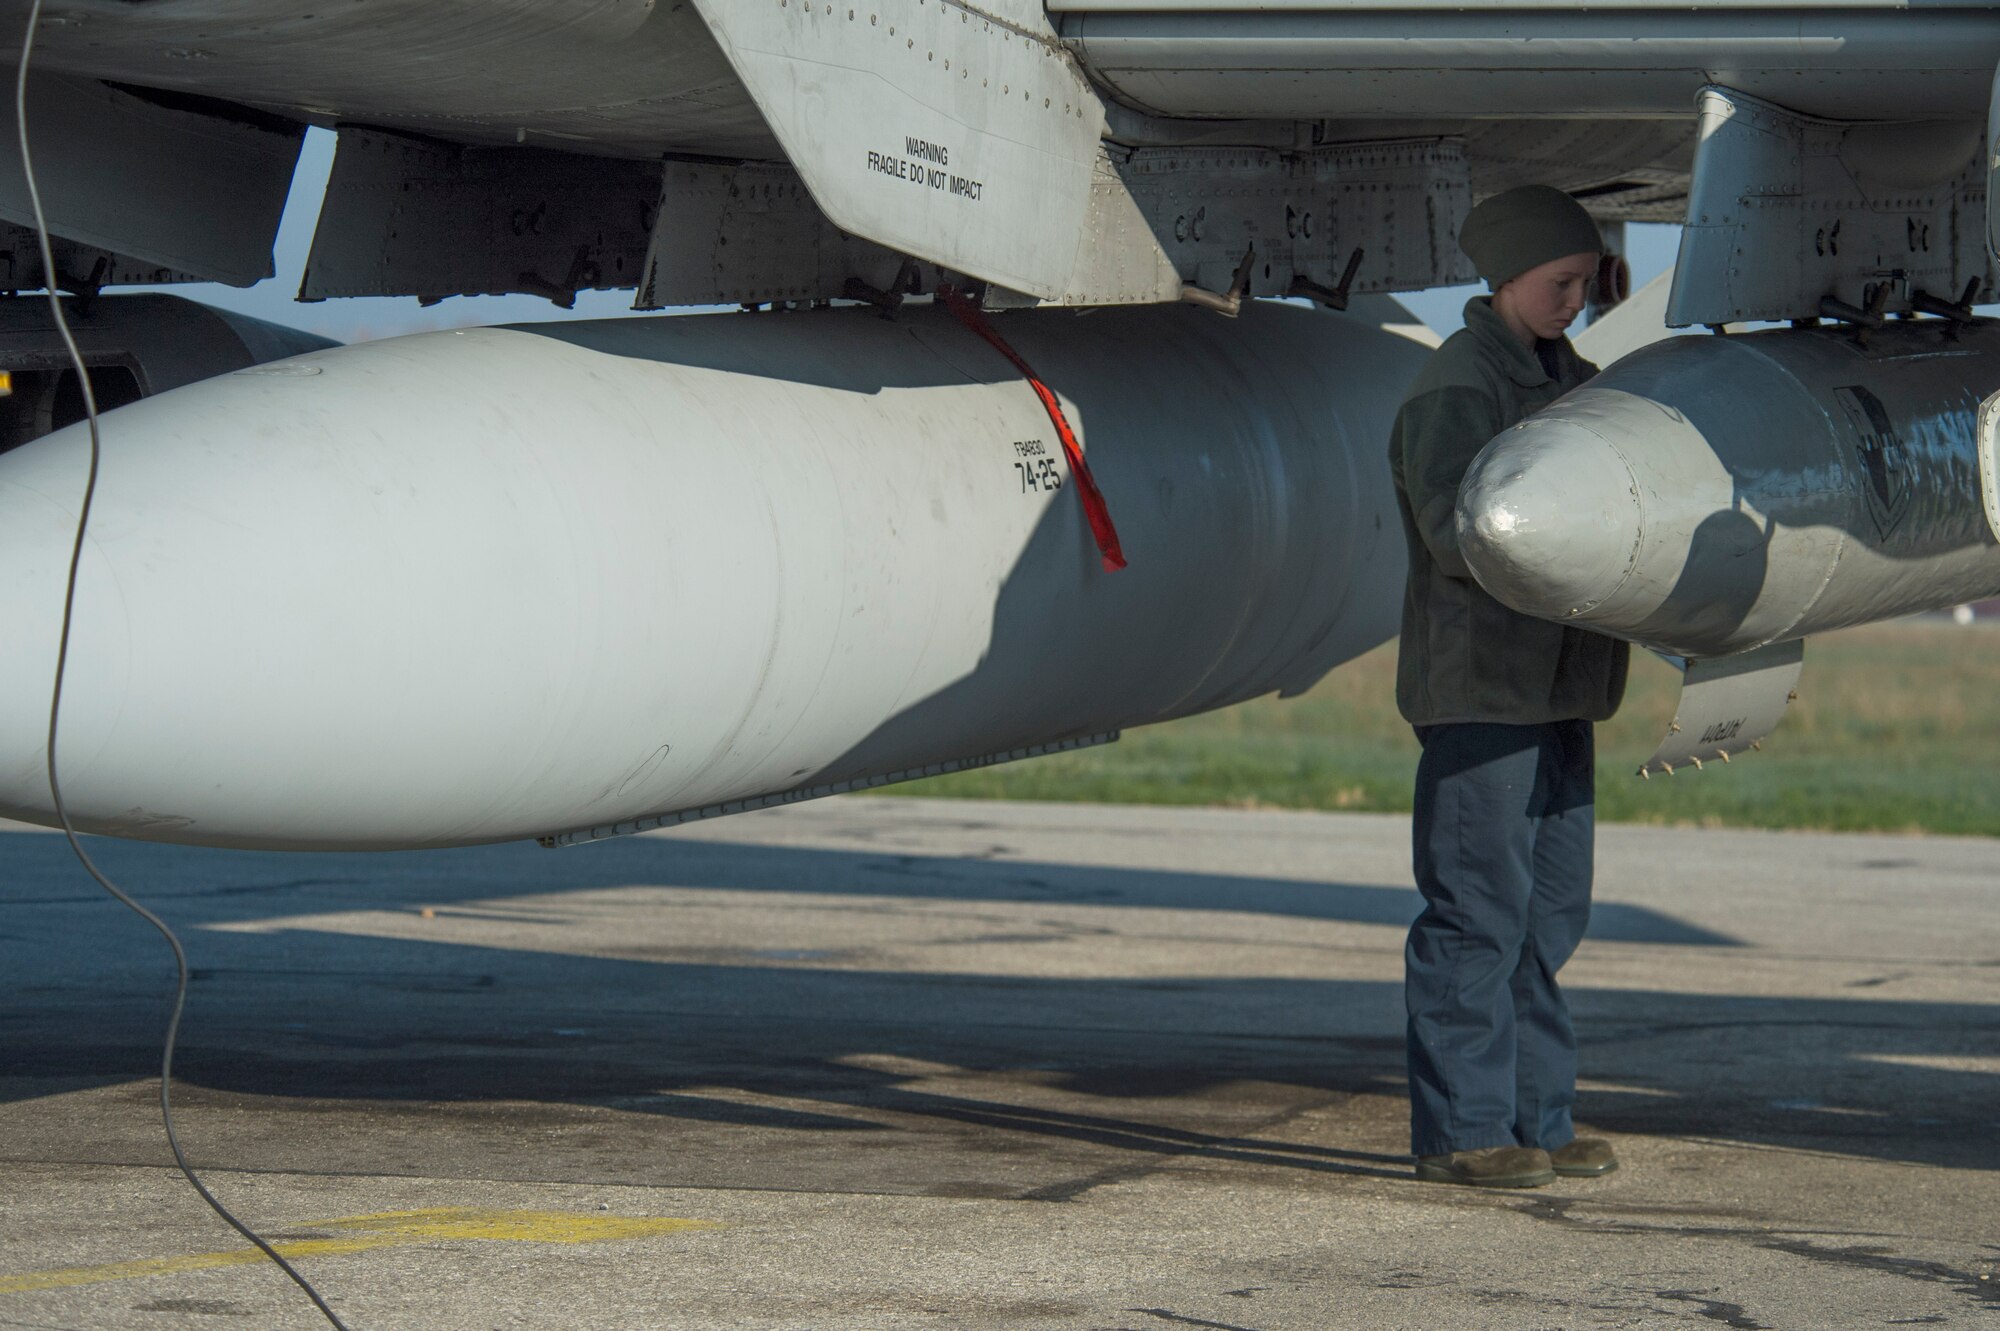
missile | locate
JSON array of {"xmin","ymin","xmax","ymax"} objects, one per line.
[
  {"xmin": 1457, "ymin": 320, "xmax": 2000, "ymax": 661},
  {"xmin": 0, "ymin": 300, "xmax": 1421, "ymax": 850}
]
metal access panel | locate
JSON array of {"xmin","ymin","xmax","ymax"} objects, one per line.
[
  {"xmin": 0, "ymin": 74, "xmax": 301, "ymax": 288},
  {"xmin": 302, "ymin": 129, "xmax": 661, "ymax": 305},
  {"xmin": 1117, "ymin": 139, "xmax": 1475, "ymax": 298},
  {"xmin": 639, "ymin": 160, "xmax": 923, "ymax": 307},
  {"xmin": 688, "ymin": 0, "xmax": 1177, "ymax": 304},
  {"xmin": 1669, "ymin": 86, "xmax": 1994, "ymax": 327}
]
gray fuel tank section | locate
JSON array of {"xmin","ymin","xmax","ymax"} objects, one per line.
[
  {"xmin": 0, "ymin": 293, "xmax": 336, "ymax": 454},
  {"xmin": 0, "ymin": 300, "xmax": 1418, "ymax": 850},
  {"xmin": 1457, "ymin": 321, "xmax": 2000, "ymax": 660}
]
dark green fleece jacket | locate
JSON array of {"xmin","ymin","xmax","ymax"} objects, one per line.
[{"xmin": 1388, "ymin": 297, "xmax": 1630, "ymax": 726}]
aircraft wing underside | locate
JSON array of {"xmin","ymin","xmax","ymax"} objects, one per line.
[{"xmin": 0, "ymin": 0, "xmax": 1992, "ymax": 314}]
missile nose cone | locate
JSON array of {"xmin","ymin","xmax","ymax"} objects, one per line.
[{"xmin": 1456, "ymin": 413, "xmax": 1643, "ymax": 620}]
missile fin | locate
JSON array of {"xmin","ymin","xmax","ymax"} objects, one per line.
[{"xmin": 1637, "ymin": 639, "xmax": 1805, "ymax": 779}]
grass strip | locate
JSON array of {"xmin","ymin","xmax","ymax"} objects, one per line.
[{"xmin": 872, "ymin": 621, "xmax": 2000, "ymax": 837}]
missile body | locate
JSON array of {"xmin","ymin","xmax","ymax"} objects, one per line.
[
  {"xmin": 1457, "ymin": 321, "xmax": 2000, "ymax": 659},
  {"xmin": 0, "ymin": 301, "xmax": 1419, "ymax": 850}
]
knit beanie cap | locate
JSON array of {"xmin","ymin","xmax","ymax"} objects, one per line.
[{"xmin": 1459, "ymin": 185, "xmax": 1603, "ymax": 288}]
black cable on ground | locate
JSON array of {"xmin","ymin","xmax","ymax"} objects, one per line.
[{"xmin": 16, "ymin": 4, "xmax": 355, "ymax": 1325}]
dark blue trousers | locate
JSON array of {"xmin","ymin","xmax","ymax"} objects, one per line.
[{"xmin": 1405, "ymin": 720, "xmax": 1595, "ymax": 1157}]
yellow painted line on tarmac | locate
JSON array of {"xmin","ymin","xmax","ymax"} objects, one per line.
[{"xmin": 0, "ymin": 1207, "xmax": 720, "ymax": 1295}]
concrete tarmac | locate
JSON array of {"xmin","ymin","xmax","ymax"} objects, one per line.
[{"xmin": 2, "ymin": 797, "xmax": 1996, "ymax": 1329}]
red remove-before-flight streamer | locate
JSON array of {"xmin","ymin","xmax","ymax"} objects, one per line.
[{"xmin": 937, "ymin": 284, "xmax": 1127, "ymax": 573}]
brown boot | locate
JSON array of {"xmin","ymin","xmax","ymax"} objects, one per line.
[
  {"xmin": 1549, "ymin": 1137, "xmax": 1619, "ymax": 1177},
  {"xmin": 1414, "ymin": 1145, "xmax": 1555, "ymax": 1188}
]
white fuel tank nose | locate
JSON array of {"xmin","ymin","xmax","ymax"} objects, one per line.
[{"xmin": 1455, "ymin": 413, "xmax": 1644, "ymax": 621}]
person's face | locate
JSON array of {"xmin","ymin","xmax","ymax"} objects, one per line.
[{"xmin": 1492, "ymin": 251, "xmax": 1599, "ymax": 344}]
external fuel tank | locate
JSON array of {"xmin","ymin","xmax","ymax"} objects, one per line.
[{"xmin": 0, "ymin": 300, "xmax": 1422, "ymax": 850}]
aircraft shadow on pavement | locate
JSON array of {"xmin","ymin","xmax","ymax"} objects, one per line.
[
  {"xmin": 5, "ymin": 830, "xmax": 1994, "ymax": 1178},
  {"xmin": 0, "ymin": 829, "xmax": 1743, "ymax": 946}
]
